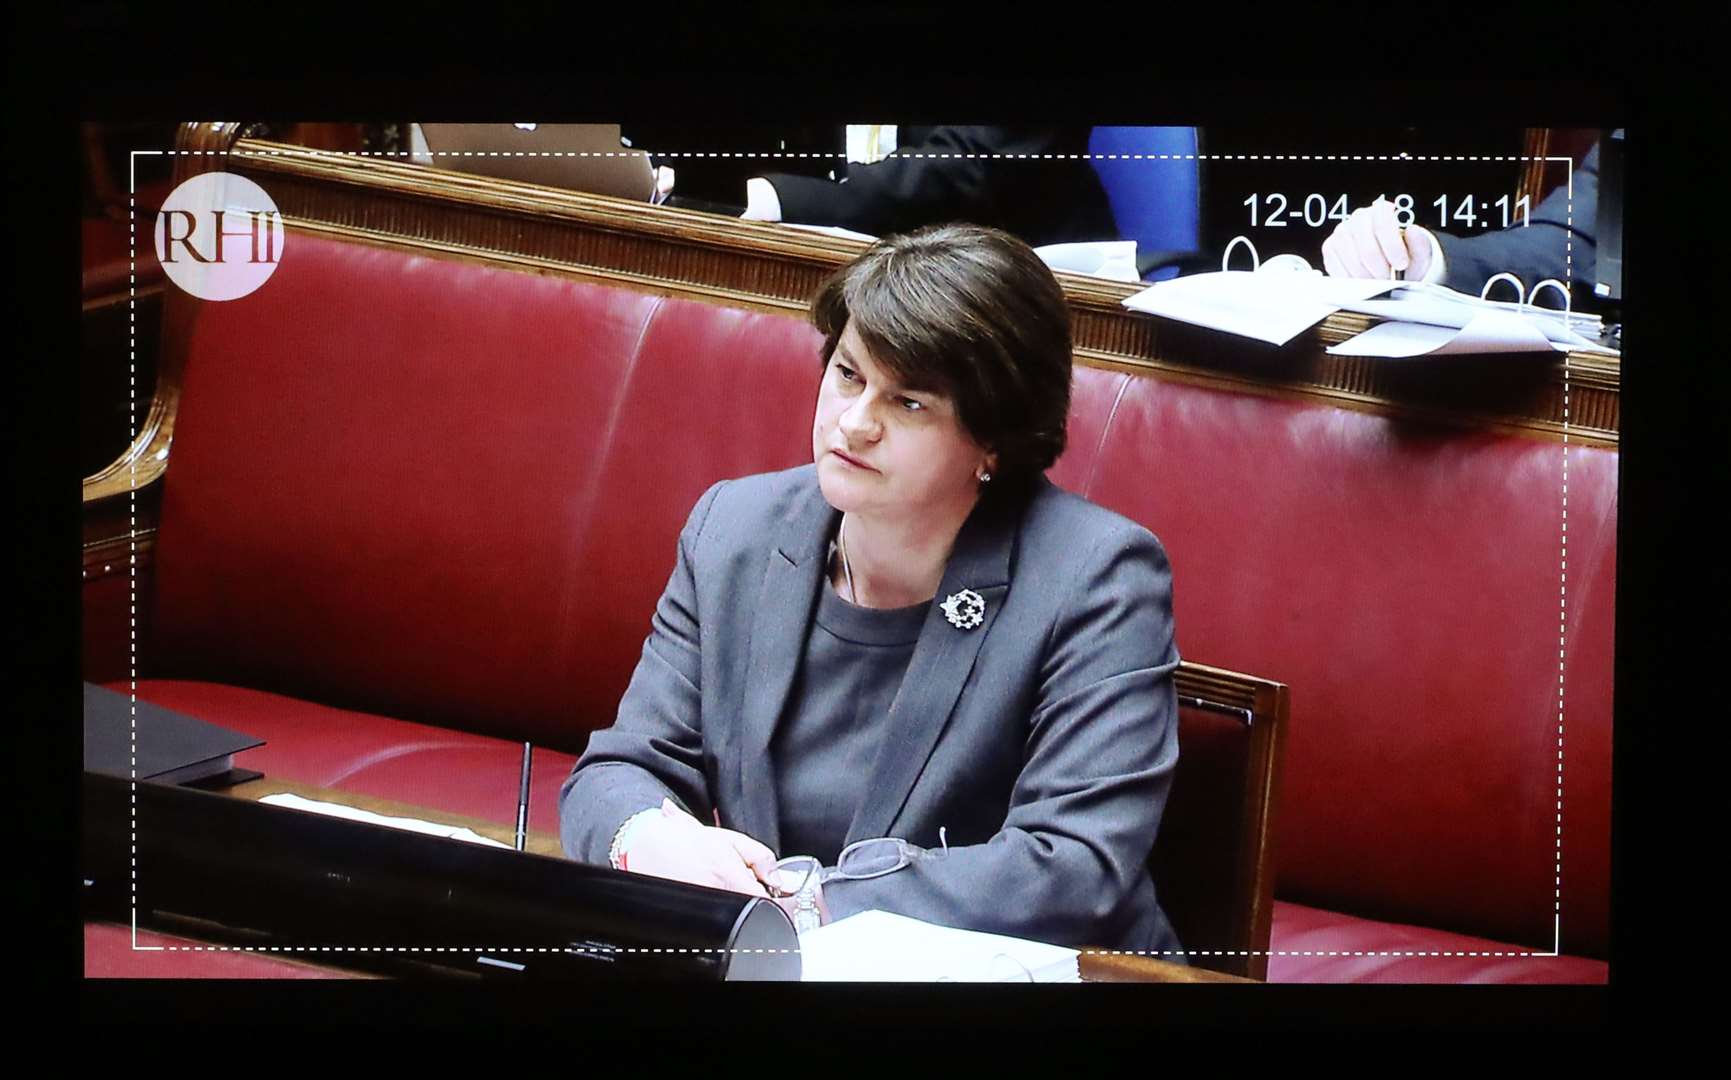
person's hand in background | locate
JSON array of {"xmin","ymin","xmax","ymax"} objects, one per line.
[
  {"xmin": 616, "ymin": 798, "xmax": 776, "ymax": 896},
  {"xmin": 1322, "ymin": 197, "xmax": 1446, "ymax": 283}
]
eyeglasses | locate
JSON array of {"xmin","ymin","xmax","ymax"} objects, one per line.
[{"xmin": 762, "ymin": 832, "xmax": 949, "ymax": 932}]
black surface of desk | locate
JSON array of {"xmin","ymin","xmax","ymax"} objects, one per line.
[
  {"xmin": 83, "ymin": 772, "xmax": 800, "ymax": 981},
  {"xmin": 663, "ymin": 194, "xmax": 746, "ymax": 216}
]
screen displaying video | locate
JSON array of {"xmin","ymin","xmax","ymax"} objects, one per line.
[{"xmin": 80, "ymin": 117, "xmax": 1620, "ymax": 990}]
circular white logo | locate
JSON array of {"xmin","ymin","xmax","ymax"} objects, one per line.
[{"xmin": 153, "ymin": 172, "xmax": 285, "ymax": 301}]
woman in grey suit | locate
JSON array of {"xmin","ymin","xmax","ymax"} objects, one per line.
[{"xmin": 559, "ymin": 223, "xmax": 1184, "ymax": 957}]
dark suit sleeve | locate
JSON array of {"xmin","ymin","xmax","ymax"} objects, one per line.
[
  {"xmin": 762, "ymin": 126, "xmax": 994, "ymax": 236},
  {"xmin": 761, "ymin": 127, "xmax": 1115, "ymax": 246},
  {"xmin": 819, "ymin": 525, "xmax": 1181, "ymax": 947},
  {"xmin": 558, "ymin": 480, "xmax": 726, "ymax": 865},
  {"xmin": 1434, "ymin": 138, "xmax": 1600, "ymax": 299}
]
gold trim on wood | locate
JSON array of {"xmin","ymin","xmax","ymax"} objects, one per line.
[
  {"xmin": 172, "ymin": 122, "xmax": 245, "ymax": 183},
  {"xmin": 83, "ymin": 530, "xmax": 156, "ymax": 582},
  {"xmin": 282, "ymin": 217, "xmax": 817, "ymax": 321},
  {"xmin": 83, "ymin": 282, "xmax": 166, "ymax": 314},
  {"xmin": 83, "ymin": 485, "xmax": 159, "ymax": 583},
  {"xmin": 1173, "ymin": 661, "xmax": 1275, "ymax": 714},
  {"xmin": 1518, "ymin": 129, "xmax": 1550, "ymax": 209}
]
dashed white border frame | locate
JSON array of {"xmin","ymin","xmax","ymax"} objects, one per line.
[{"xmin": 120, "ymin": 144, "xmax": 1583, "ymax": 970}]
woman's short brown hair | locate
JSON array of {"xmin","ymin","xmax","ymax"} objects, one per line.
[{"xmin": 810, "ymin": 223, "xmax": 1073, "ymax": 499}]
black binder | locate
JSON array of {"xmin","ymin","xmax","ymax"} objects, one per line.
[{"xmin": 82, "ymin": 682, "xmax": 264, "ymax": 787}]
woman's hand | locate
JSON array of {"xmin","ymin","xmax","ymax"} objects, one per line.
[{"xmin": 619, "ymin": 798, "xmax": 777, "ymax": 897}]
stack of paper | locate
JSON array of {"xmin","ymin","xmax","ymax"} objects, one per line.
[
  {"xmin": 1033, "ymin": 240, "xmax": 1140, "ymax": 283},
  {"xmin": 1122, "ymin": 271, "xmax": 1403, "ymax": 346},
  {"xmin": 797, "ymin": 909, "xmax": 1080, "ymax": 982},
  {"xmin": 1327, "ymin": 281, "xmax": 1614, "ymax": 357},
  {"xmin": 258, "ymin": 792, "xmax": 513, "ymax": 849},
  {"xmin": 1123, "ymin": 266, "xmax": 1618, "ymax": 358}
]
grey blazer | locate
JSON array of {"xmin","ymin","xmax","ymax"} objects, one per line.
[{"xmin": 559, "ymin": 463, "xmax": 1184, "ymax": 956}]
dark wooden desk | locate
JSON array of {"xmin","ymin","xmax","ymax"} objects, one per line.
[
  {"xmin": 95, "ymin": 776, "xmax": 1248, "ymax": 983},
  {"xmin": 1079, "ymin": 951, "xmax": 1247, "ymax": 983}
]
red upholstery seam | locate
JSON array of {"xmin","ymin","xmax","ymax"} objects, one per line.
[{"xmin": 1080, "ymin": 373, "xmax": 1135, "ymax": 502}]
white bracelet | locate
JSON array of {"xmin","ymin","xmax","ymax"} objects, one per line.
[{"xmin": 607, "ymin": 807, "xmax": 659, "ymax": 870}]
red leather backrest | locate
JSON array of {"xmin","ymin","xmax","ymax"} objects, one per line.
[
  {"xmin": 150, "ymin": 233, "xmax": 1614, "ymax": 955},
  {"xmin": 152, "ymin": 234, "xmax": 819, "ymax": 748},
  {"xmin": 1068, "ymin": 366, "xmax": 1615, "ymax": 956}
]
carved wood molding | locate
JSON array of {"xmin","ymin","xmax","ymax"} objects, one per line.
[
  {"xmin": 82, "ymin": 125, "xmax": 1619, "ymax": 505},
  {"xmin": 1519, "ymin": 128, "xmax": 1551, "ymax": 209},
  {"xmin": 82, "ymin": 281, "xmax": 166, "ymax": 314},
  {"xmin": 1174, "ymin": 660, "xmax": 1284, "ymax": 717},
  {"xmin": 172, "ymin": 122, "xmax": 245, "ymax": 183},
  {"xmin": 83, "ymin": 529, "xmax": 156, "ymax": 583},
  {"xmin": 83, "ymin": 485, "xmax": 160, "ymax": 579}
]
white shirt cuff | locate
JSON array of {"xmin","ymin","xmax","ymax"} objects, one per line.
[{"xmin": 743, "ymin": 177, "xmax": 783, "ymax": 222}]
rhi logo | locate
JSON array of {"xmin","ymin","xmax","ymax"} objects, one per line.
[{"xmin": 153, "ymin": 172, "xmax": 285, "ymax": 301}]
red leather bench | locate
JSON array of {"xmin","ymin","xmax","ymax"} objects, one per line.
[
  {"xmin": 83, "ymin": 142, "xmax": 1612, "ymax": 984},
  {"xmin": 84, "ymin": 923, "xmax": 349, "ymax": 979}
]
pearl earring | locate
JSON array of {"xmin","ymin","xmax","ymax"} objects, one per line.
[{"xmin": 978, "ymin": 470, "xmax": 993, "ymax": 483}]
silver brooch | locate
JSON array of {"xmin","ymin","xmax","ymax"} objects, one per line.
[{"xmin": 939, "ymin": 589, "xmax": 986, "ymax": 631}]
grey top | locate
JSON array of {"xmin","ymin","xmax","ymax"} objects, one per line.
[
  {"xmin": 559, "ymin": 465, "xmax": 1184, "ymax": 956},
  {"xmin": 773, "ymin": 564, "xmax": 928, "ymax": 866}
]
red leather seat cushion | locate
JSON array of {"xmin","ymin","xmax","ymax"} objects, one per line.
[
  {"xmin": 85, "ymin": 921, "xmax": 353, "ymax": 978},
  {"xmin": 109, "ymin": 680, "xmax": 577, "ymax": 836},
  {"xmin": 87, "ymin": 905, "xmax": 1609, "ymax": 983},
  {"xmin": 1268, "ymin": 900, "xmax": 1606, "ymax": 984}
]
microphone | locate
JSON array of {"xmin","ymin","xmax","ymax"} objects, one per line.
[{"xmin": 515, "ymin": 741, "xmax": 532, "ymax": 852}]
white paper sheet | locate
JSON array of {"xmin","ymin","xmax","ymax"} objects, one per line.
[
  {"xmin": 797, "ymin": 909, "xmax": 1080, "ymax": 982},
  {"xmin": 1122, "ymin": 271, "xmax": 1402, "ymax": 346},
  {"xmin": 259, "ymin": 792, "xmax": 513, "ymax": 848},
  {"xmin": 1332, "ymin": 282, "xmax": 1612, "ymax": 353},
  {"xmin": 1034, "ymin": 240, "xmax": 1141, "ymax": 283},
  {"xmin": 1327, "ymin": 310, "xmax": 1562, "ymax": 358}
]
